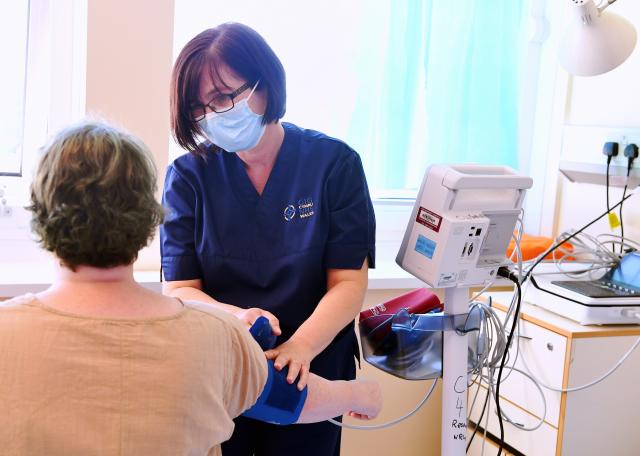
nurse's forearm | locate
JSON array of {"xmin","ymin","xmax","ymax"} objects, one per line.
[
  {"xmin": 166, "ymin": 286, "xmax": 243, "ymax": 315},
  {"xmin": 291, "ymin": 265, "xmax": 367, "ymax": 357},
  {"xmin": 165, "ymin": 283, "xmax": 282, "ymax": 334}
]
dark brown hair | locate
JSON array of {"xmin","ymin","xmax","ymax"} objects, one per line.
[
  {"xmin": 28, "ymin": 121, "xmax": 164, "ymax": 270},
  {"xmin": 170, "ymin": 22, "xmax": 286, "ymax": 156}
]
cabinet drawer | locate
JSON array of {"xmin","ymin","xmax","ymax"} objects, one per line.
[
  {"xmin": 493, "ymin": 308, "xmax": 567, "ymax": 427},
  {"xmin": 469, "ymin": 384, "xmax": 558, "ymax": 456}
]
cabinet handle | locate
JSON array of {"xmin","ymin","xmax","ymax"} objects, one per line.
[{"xmin": 518, "ymin": 334, "xmax": 532, "ymax": 341}]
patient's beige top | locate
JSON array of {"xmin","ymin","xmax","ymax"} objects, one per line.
[{"xmin": 0, "ymin": 294, "xmax": 268, "ymax": 456}]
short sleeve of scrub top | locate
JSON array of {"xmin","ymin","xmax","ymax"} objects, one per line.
[
  {"xmin": 161, "ymin": 166, "xmax": 202, "ymax": 281},
  {"xmin": 160, "ymin": 123, "xmax": 375, "ymax": 375},
  {"xmin": 324, "ymin": 151, "xmax": 375, "ymax": 269}
]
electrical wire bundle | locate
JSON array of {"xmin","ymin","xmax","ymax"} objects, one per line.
[
  {"xmin": 467, "ymin": 191, "xmax": 640, "ymax": 456},
  {"xmin": 331, "ymin": 192, "xmax": 640, "ymax": 456},
  {"xmin": 466, "ymin": 227, "xmax": 543, "ymax": 456},
  {"xmin": 530, "ymin": 231, "xmax": 640, "ymax": 279}
]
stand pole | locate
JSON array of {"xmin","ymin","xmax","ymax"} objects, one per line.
[{"xmin": 442, "ymin": 287, "xmax": 469, "ymax": 456}]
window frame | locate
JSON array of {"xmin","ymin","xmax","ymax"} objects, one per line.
[
  {"xmin": 0, "ymin": 0, "xmax": 31, "ymax": 178},
  {"xmin": 0, "ymin": 0, "xmax": 87, "ymax": 209}
]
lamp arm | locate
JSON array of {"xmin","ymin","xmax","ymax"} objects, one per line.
[{"xmin": 598, "ymin": 0, "xmax": 618, "ymax": 13}]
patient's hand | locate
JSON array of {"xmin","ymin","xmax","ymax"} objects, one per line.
[
  {"xmin": 236, "ymin": 308, "xmax": 281, "ymax": 336},
  {"xmin": 348, "ymin": 378, "xmax": 383, "ymax": 420}
]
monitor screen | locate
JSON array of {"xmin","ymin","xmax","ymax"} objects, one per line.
[{"xmin": 610, "ymin": 252, "xmax": 640, "ymax": 291}]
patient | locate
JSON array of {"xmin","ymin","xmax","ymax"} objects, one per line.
[{"xmin": 0, "ymin": 121, "xmax": 381, "ymax": 455}]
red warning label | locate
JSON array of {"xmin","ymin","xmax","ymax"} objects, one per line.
[{"xmin": 416, "ymin": 207, "xmax": 442, "ymax": 232}]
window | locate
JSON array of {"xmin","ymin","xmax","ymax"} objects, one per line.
[
  {"xmin": 0, "ymin": 0, "xmax": 86, "ymax": 261},
  {"xmin": 0, "ymin": 0, "xmax": 30, "ymax": 176},
  {"xmin": 0, "ymin": 0, "xmax": 87, "ymax": 205},
  {"xmin": 173, "ymin": 0, "xmax": 533, "ymax": 197}
]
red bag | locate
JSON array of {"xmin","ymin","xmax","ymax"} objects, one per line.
[{"xmin": 359, "ymin": 288, "xmax": 443, "ymax": 343}]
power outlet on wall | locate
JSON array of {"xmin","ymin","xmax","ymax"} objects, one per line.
[
  {"xmin": 0, "ymin": 186, "xmax": 12, "ymax": 218},
  {"xmin": 559, "ymin": 126, "xmax": 640, "ymax": 188},
  {"xmin": 0, "ymin": 197, "xmax": 31, "ymax": 241}
]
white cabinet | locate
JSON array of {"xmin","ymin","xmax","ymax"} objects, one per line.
[{"xmin": 468, "ymin": 292, "xmax": 640, "ymax": 456}]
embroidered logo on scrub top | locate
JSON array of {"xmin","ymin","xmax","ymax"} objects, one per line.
[
  {"xmin": 283, "ymin": 204, "xmax": 296, "ymax": 221},
  {"xmin": 298, "ymin": 197, "xmax": 315, "ymax": 219}
]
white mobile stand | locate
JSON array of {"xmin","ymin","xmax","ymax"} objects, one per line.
[{"xmin": 396, "ymin": 164, "xmax": 532, "ymax": 455}]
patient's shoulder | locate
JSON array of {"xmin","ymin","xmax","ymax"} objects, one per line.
[{"xmin": 0, "ymin": 293, "xmax": 37, "ymax": 310}]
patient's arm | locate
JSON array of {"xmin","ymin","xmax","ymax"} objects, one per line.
[
  {"xmin": 242, "ymin": 360, "xmax": 382, "ymax": 425},
  {"xmin": 241, "ymin": 318, "xmax": 381, "ymax": 425},
  {"xmin": 297, "ymin": 374, "xmax": 382, "ymax": 423}
]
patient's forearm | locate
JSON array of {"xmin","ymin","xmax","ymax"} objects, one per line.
[{"xmin": 297, "ymin": 374, "xmax": 380, "ymax": 423}]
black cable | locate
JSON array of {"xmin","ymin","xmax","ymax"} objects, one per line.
[
  {"xmin": 466, "ymin": 191, "xmax": 635, "ymax": 453},
  {"xmin": 620, "ymin": 144, "xmax": 638, "ymax": 255},
  {"xmin": 603, "ymin": 142, "xmax": 618, "ymax": 254},
  {"xmin": 620, "ymin": 173, "xmax": 629, "ymax": 255},
  {"xmin": 465, "ymin": 381, "xmax": 491, "ymax": 452},
  {"xmin": 522, "ymin": 192, "xmax": 635, "ymax": 284},
  {"xmin": 606, "ymin": 158, "xmax": 611, "ymax": 233},
  {"xmin": 485, "ymin": 191, "xmax": 636, "ymax": 453},
  {"xmin": 493, "ymin": 268, "xmax": 521, "ymax": 456}
]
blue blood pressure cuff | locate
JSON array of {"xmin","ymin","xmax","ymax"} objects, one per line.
[
  {"xmin": 242, "ymin": 317, "xmax": 308, "ymax": 424},
  {"xmin": 241, "ymin": 360, "xmax": 308, "ymax": 425},
  {"xmin": 249, "ymin": 316, "xmax": 278, "ymax": 351}
]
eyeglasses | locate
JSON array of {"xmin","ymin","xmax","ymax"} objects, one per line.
[{"xmin": 190, "ymin": 82, "xmax": 252, "ymax": 121}]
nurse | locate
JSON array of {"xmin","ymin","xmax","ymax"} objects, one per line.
[{"xmin": 161, "ymin": 22, "xmax": 375, "ymax": 455}]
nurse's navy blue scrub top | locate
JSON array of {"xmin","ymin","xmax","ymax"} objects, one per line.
[{"xmin": 160, "ymin": 122, "xmax": 376, "ymax": 381}]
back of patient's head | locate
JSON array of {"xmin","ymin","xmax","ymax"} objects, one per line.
[{"xmin": 28, "ymin": 121, "xmax": 164, "ymax": 270}]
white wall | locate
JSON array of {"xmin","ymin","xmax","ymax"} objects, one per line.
[
  {"xmin": 548, "ymin": 2, "xmax": 640, "ymax": 241},
  {"xmin": 85, "ymin": 0, "xmax": 175, "ymax": 270}
]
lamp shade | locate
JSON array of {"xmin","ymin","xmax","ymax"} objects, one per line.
[{"xmin": 559, "ymin": 0, "xmax": 637, "ymax": 76}]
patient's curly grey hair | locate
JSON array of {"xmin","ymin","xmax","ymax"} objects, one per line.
[{"xmin": 28, "ymin": 121, "xmax": 165, "ymax": 270}]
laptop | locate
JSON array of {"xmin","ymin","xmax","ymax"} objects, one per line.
[{"xmin": 551, "ymin": 251, "xmax": 640, "ymax": 298}]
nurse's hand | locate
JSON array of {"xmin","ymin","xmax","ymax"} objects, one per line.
[
  {"xmin": 235, "ymin": 308, "xmax": 282, "ymax": 336},
  {"xmin": 265, "ymin": 337, "xmax": 314, "ymax": 390}
]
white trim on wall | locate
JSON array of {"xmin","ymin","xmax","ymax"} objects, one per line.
[{"xmin": 521, "ymin": 0, "xmax": 571, "ymax": 237}]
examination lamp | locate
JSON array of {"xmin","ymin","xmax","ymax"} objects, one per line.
[{"xmin": 558, "ymin": 0, "xmax": 637, "ymax": 76}]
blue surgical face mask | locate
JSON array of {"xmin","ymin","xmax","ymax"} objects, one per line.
[{"xmin": 197, "ymin": 81, "xmax": 266, "ymax": 153}]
